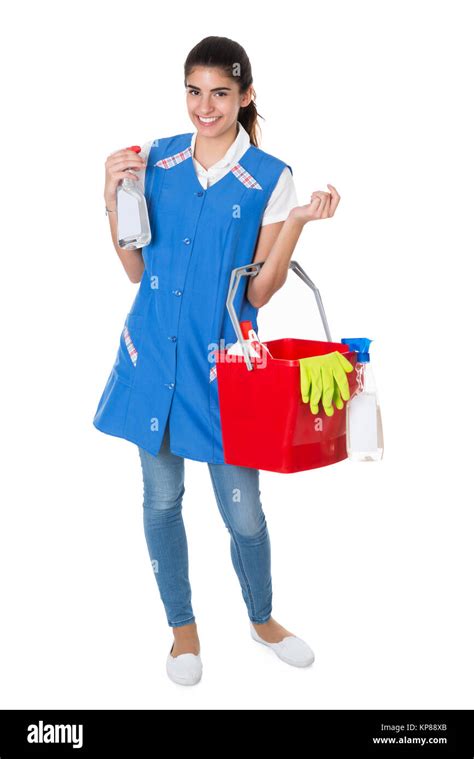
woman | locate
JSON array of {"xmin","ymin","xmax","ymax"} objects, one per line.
[{"xmin": 94, "ymin": 36, "xmax": 340, "ymax": 686}]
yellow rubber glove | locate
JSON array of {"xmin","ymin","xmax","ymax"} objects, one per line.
[{"xmin": 299, "ymin": 351, "xmax": 354, "ymax": 416}]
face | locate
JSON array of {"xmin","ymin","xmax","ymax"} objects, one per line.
[{"xmin": 185, "ymin": 66, "xmax": 252, "ymax": 136}]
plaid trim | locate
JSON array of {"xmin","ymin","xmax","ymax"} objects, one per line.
[
  {"xmin": 123, "ymin": 326, "xmax": 138, "ymax": 366},
  {"xmin": 209, "ymin": 365, "xmax": 217, "ymax": 383},
  {"xmin": 154, "ymin": 149, "xmax": 262, "ymax": 191},
  {"xmin": 154, "ymin": 146, "xmax": 193, "ymax": 169},
  {"xmin": 231, "ymin": 163, "xmax": 262, "ymax": 190}
]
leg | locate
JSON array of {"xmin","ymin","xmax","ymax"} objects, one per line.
[
  {"xmin": 138, "ymin": 422, "xmax": 199, "ymax": 655},
  {"xmin": 207, "ymin": 462, "xmax": 272, "ymax": 623},
  {"xmin": 208, "ymin": 462, "xmax": 298, "ymax": 645}
]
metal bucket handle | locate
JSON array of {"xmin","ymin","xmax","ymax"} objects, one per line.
[{"xmin": 226, "ymin": 259, "xmax": 333, "ymax": 372}]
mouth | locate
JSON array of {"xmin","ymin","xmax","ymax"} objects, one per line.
[{"xmin": 196, "ymin": 115, "xmax": 222, "ymax": 126}]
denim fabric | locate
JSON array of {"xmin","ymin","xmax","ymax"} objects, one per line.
[{"xmin": 138, "ymin": 422, "xmax": 272, "ymax": 627}]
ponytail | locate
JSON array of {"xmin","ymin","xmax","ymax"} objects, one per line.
[{"xmin": 238, "ymin": 93, "xmax": 264, "ymax": 148}]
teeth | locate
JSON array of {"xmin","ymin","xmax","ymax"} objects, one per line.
[{"xmin": 199, "ymin": 116, "xmax": 219, "ymax": 123}]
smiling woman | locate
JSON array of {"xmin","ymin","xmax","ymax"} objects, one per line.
[
  {"xmin": 95, "ymin": 34, "xmax": 339, "ymax": 686},
  {"xmin": 184, "ymin": 37, "xmax": 259, "ymax": 150}
]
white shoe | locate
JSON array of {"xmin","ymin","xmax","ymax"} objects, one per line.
[
  {"xmin": 250, "ymin": 622, "xmax": 315, "ymax": 668},
  {"xmin": 166, "ymin": 643, "xmax": 202, "ymax": 686}
]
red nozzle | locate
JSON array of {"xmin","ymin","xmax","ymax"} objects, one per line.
[
  {"xmin": 240, "ymin": 321, "xmax": 253, "ymax": 340},
  {"xmin": 125, "ymin": 145, "xmax": 142, "ymax": 153}
]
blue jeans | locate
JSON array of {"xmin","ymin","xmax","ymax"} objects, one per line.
[{"xmin": 137, "ymin": 421, "xmax": 272, "ymax": 627}]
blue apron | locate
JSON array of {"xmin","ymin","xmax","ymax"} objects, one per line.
[{"xmin": 93, "ymin": 131, "xmax": 292, "ymax": 463}]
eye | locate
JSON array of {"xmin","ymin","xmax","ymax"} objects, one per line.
[
  {"xmin": 214, "ymin": 91, "xmax": 227, "ymax": 97},
  {"xmin": 188, "ymin": 89, "xmax": 199, "ymax": 95}
]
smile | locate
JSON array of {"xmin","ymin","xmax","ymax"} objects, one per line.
[{"xmin": 197, "ymin": 116, "xmax": 221, "ymax": 124}]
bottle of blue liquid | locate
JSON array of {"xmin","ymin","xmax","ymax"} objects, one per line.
[{"xmin": 341, "ymin": 338, "xmax": 384, "ymax": 462}]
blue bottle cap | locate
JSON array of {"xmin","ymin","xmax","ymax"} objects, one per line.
[{"xmin": 341, "ymin": 337, "xmax": 372, "ymax": 363}]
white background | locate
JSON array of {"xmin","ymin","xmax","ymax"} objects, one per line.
[{"xmin": 1, "ymin": 0, "xmax": 473, "ymax": 710}]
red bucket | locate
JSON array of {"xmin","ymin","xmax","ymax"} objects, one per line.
[{"xmin": 215, "ymin": 261, "xmax": 358, "ymax": 473}]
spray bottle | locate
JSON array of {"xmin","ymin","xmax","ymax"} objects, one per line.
[
  {"xmin": 117, "ymin": 145, "xmax": 152, "ymax": 250},
  {"xmin": 227, "ymin": 321, "xmax": 272, "ymax": 359},
  {"xmin": 341, "ymin": 337, "xmax": 384, "ymax": 462}
]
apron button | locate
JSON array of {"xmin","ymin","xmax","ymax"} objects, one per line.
[{"xmin": 183, "ymin": 237, "xmax": 191, "ymax": 245}]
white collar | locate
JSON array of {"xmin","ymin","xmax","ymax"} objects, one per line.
[{"xmin": 190, "ymin": 121, "xmax": 250, "ymax": 171}]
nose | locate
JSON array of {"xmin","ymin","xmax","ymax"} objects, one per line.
[{"xmin": 199, "ymin": 96, "xmax": 214, "ymax": 113}]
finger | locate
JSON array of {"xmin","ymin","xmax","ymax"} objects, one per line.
[
  {"xmin": 122, "ymin": 148, "xmax": 143, "ymax": 156},
  {"xmin": 308, "ymin": 195, "xmax": 322, "ymax": 214},
  {"xmin": 108, "ymin": 164, "xmax": 144, "ymax": 181},
  {"xmin": 115, "ymin": 170, "xmax": 140, "ymax": 181},
  {"xmin": 317, "ymin": 195, "xmax": 330, "ymax": 220},
  {"xmin": 328, "ymin": 196, "xmax": 340, "ymax": 217},
  {"xmin": 303, "ymin": 197, "xmax": 322, "ymax": 220},
  {"xmin": 320, "ymin": 193, "xmax": 331, "ymax": 219},
  {"xmin": 308, "ymin": 196, "xmax": 323, "ymax": 219},
  {"xmin": 310, "ymin": 399, "xmax": 320, "ymax": 415},
  {"xmin": 327, "ymin": 184, "xmax": 341, "ymax": 217},
  {"xmin": 311, "ymin": 191, "xmax": 331, "ymax": 204},
  {"xmin": 320, "ymin": 364, "xmax": 335, "ymax": 415},
  {"xmin": 107, "ymin": 148, "xmax": 126, "ymax": 158},
  {"xmin": 108, "ymin": 154, "xmax": 146, "ymax": 169},
  {"xmin": 107, "ymin": 163, "xmax": 145, "ymax": 180},
  {"xmin": 300, "ymin": 364, "xmax": 311, "ymax": 403},
  {"xmin": 335, "ymin": 352, "xmax": 354, "ymax": 373},
  {"xmin": 335, "ymin": 376, "xmax": 350, "ymax": 402},
  {"xmin": 311, "ymin": 192, "xmax": 330, "ymax": 219},
  {"xmin": 309, "ymin": 368, "xmax": 323, "ymax": 414},
  {"xmin": 117, "ymin": 157, "xmax": 146, "ymax": 170},
  {"xmin": 332, "ymin": 364, "xmax": 351, "ymax": 401},
  {"xmin": 333, "ymin": 382, "xmax": 344, "ymax": 410},
  {"xmin": 107, "ymin": 148, "xmax": 142, "ymax": 162}
]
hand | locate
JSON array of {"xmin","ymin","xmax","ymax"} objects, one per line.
[
  {"xmin": 289, "ymin": 184, "xmax": 340, "ymax": 225},
  {"xmin": 104, "ymin": 147, "xmax": 147, "ymax": 206}
]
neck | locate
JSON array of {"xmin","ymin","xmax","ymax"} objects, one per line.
[{"xmin": 194, "ymin": 122, "xmax": 239, "ymax": 170}]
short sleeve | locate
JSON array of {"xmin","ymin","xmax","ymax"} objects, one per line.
[
  {"xmin": 261, "ymin": 166, "xmax": 298, "ymax": 226},
  {"xmin": 140, "ymin": 138, "xmax": 154, "ymax": 164},
  {"xmin": 134, "ymin": 139, "xmax": 155, "ymax": 192}
]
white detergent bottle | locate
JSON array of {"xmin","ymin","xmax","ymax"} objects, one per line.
[
  {"xmin": 117, "ymin": 145, "xmax": 152, "ymax": 250},
  {"xmin": 227, "ymin": 320, "xmax": 270, "ymax": 358},
  {"xmin": 341, "ymin": 337, "xmax": 384, "ymax": 462}
]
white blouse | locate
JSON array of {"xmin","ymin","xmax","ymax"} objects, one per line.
[{"xmin": 139, "ymin": 121, "xmax": 298, "ymax": 226}]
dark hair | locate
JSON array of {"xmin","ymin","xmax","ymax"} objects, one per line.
[{"xmin": 184, "ymin": 36, "xmax": 264, "ymax": 147}]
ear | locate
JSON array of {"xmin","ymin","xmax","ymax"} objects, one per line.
[{"xmin": 240, "ymin": 87, "xmax": 254, "ymax": 108}]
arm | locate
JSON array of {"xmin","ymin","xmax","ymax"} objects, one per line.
[
  {"xmin": 104, "ymin": 143, "xmax": 152, "ymax": 283},
  {"xmin": 246, "ymin": 217, "xmax": 304, "ymax": 308},
  {"xmin": 246, "ymin": 183, "xmax": 341, "ymax": 309}
]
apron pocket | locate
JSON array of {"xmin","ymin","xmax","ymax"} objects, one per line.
[
  {"xmin": 113, "ymin": 313, "xmax": 144, "ymax": 385},
  {"xmin": 123, "ymin": 324, "xmax": 138, "ymax": 365}
]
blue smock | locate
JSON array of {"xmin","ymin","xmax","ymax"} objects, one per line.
[{"xmin": 93, "ymin": 131, "xmax": 292, "ymax": 463}]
